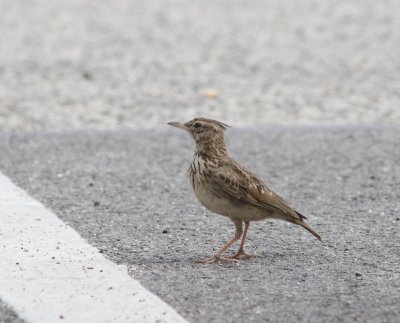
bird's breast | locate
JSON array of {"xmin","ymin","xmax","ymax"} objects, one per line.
[
  {"xmin": 187, "ymin": 158, "xmax": 237, "ymax": 218},
  {"xmin": 187, "ymin": 158, "xmax": 275, "ymax": 221}
]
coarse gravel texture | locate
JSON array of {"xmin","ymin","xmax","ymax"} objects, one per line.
[
  {"xmin": 0, "ymin": 126, "xmax": 399, "ymax": 322},
  {"xmin": 1, "ymin": 0, "xmax": 400, "ymax": 131}
]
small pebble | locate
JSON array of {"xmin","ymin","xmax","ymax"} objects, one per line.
[{"xmin": 82, "ymin": 71, "xmax": 92, "ymax": 80}]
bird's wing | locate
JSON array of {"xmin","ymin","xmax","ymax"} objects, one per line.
[{"xmin": 208, "ymin": 159, "xmax": 304, "ymax": 220}]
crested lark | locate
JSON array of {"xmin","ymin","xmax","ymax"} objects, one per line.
[{"xmin": 168, "ymin": 118, "xmax": 321, "ymax": 264}]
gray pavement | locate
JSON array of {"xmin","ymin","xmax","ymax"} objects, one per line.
[
  {"xmin": 0, "ymin": 126, "xmax": 399, "ymax": 322},
  {"xmin": 1, "ymin": 0, "xmax": 400, "ymax": 321},
  {"xmin": 1, "ymin": 0, "xmax": 400, "ymax": 131},
  {"xmin": 0, "ymin": 301, "xmax": 23, "ymax": 323}
]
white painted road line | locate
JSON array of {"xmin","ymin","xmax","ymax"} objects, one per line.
[{"xmin": 0, "ymin": 172, "xmax": 187, "ymax": 323}]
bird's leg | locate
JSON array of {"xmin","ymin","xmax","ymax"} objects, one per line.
[
  {"xmin": 194, "ymin": 220, "xmax": 243, "ymax": 264},
  {"xmin": 225, "ymin": 221, "xmax": 256, "ymax": 259}
]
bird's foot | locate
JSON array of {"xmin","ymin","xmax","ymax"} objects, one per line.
[
  {"xmin": 193, "ymin": 255, "xmax": 239, "ymax": 264},
  {"xmin": 224, "ymin": 249, "xmax": 256, "ymax": 260}
]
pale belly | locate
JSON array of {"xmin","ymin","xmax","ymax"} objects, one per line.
[
  {"xmin": 194, "ymin": 184, "xmax": 233, "ymax": 217},
  {"xmin": 187, "ymin": 157, "xmax": 274, "ymax": 221},
  {"xmin": 192, "ymin": 181, "xmax": 272, "ymax": 221}
]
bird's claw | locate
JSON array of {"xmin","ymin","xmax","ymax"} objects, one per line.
[
  {"xmin": 223, "ymin": 250, "xmax": 257, "ymax": 260},
  {"xmin": 193, "ymin": 251, "xmax": 256, "ymax": 264},
  {"xmin": 193, "ymin": 255, "xmax": 239, "ymax": 264}
]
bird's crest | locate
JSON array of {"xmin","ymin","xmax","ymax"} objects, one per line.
[{"xmin": 194, "ymin": 118, "xmax": 231, "ymax": 131}]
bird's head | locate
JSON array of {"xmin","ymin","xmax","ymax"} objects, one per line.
[{"xmin": 168, "ymin": 118, "xmax": 230, "ymax": 153}]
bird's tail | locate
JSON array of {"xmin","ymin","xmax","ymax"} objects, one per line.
[{"xmin": 292, "ymin": 217, "xmax": 322, "ymax": 241}]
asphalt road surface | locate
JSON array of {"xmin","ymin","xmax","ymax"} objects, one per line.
[
  {"xmin": 1, "ymin": 126, "xmax": 399, "ymax": 322},
  {"xmin": 0, "ymin": 301, "xmax": 24, "ymax": 323},
  {"xmin": 1, "ymin": 0, "xmax": 400, "ymax": 321},
  {"xmin": 1, "ymin": 0, "xmax": 400, "ymax": 130}
]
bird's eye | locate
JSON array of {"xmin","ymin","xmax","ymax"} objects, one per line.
[{"xmin": 194, "ymin": 122, "xmax": 202, "ymax": 128}]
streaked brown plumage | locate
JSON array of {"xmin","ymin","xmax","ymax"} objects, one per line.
[{"xmin": 168, "ymin": 117, "xmax": 321, "ymax": 264}]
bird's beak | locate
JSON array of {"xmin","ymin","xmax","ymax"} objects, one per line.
[{"xmin": 167, "ymin": 121, "xmax": 188, "ymax": 131}]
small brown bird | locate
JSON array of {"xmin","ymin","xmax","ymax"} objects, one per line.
[{"xmin": 168, "ymin": 118, "xmax": 321, "ymax": 264}]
